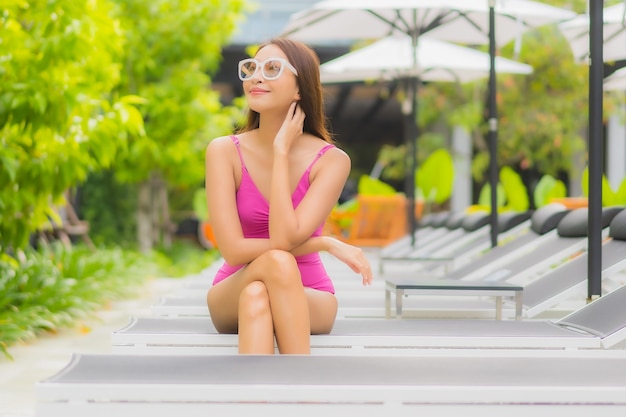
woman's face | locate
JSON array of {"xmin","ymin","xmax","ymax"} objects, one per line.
[{"xmin": 242, "ymin": 44, "xmax": 300, "ymax": 114}]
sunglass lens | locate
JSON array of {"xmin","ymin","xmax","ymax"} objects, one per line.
[
  {"xmin": 240, "ymin": 61, "xmax": 257, "ymax": 80},
  {"xmin": 263, "ymin": 60, "xmax": 283, "ymax": 79}
]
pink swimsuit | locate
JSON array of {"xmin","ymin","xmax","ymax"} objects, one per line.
[{"xmin": 212, "ymin": 135, "xmax": 336, "ymax": 294}]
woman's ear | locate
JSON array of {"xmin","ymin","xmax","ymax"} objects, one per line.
[{"xmin": 294, "ymin": 91, "xmax": 301, "ymax": 101}]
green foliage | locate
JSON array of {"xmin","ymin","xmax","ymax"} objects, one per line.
[
  {"xmin": 0, "ymin": 241, "xmax": 219, "ymax": 359},
  {"xmin": 615, "ymin": 179, "xmax": 626, "ymax": 206},
  {"xmin": 377, "ymin": 144, "xmax": 408, "ymax": 181},
  {"xmin": 0, "ymin": 244, "xmax": 150, "ymax": 359},
  {"xmin": 408, "ymin": 4, "xmax": 596, "ymax": 186},
  {"xmin": 447, "ymin": 101, "xmax": 484, "ymax": 132},
  {"xmin": 192, "ymin": 188, "xmax": 209, "ymax": 222},
  {"xmin": 0, "ymin": 0, "xmax": 247, "ymax": 250},
  {"xmin": 477, "ymin": 183, "xmax": 507, "ymax": 211},
  {"xmin": 415, "ymin": 148, "xmax": 454, "ymax": 204},
  {"xmin": 493, "ymin": 25, "xmax": 587, "ymax": 178},
  {"xmin": 533, "ymin": 174, "xmax": 567, "ymax": 208},
  {"xmin": 0, "ymin": 0, "xmax": 145, "ymax": 249},
  {"xmin": 110, "ymin": 0, "xmax": 248, "ymax": 188},
  {"xmin": 500, "ymin": 166, "xmax": 530, "ymax": 211},
  {"xmin": 581, "ymin": 168, "xmax": 626, "ymax": 206},
  {"xmin": 330, "ymin": 198, "xmax": 359, "ymax": 230},
  {"xmin": 357, "ymin": 175, "xmax": 397, "ymax": 195},
  {"xmin": 80, "ymin": 171, "xmax": 138, "ymax": 246},
  {"xmin": 476, "ymin": 167, "xmax": 529, "ymax": 212},
  {"xmin": 149, "ymin": 240, "xmax": 220, "ymax": 279}
]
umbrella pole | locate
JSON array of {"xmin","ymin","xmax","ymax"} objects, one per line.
[
  {"xmin": 402, "ymin": 77, "xmax": 418, "ymax": 247},
  {"xmin": 587, "ymin": 0, "xmax": 604, "ymax": 302},
  {"xmin": 487, "ymin": 1, "xmax": 499, "ymax": 248},
  {"xmin": 406, "ymin": 14, "xmax": 420, "ymax": 247}
]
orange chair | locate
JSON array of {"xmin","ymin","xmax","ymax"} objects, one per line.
[
  {"xmin": 198, "ymin": 221, "xmax": 219, "ymax": 249},
  {"xmin": 324, "ymin": 194, "xmax": 408, "ymax": 247},
  {"xmin": 549, "ymin": 197, "xmax": 588, "ymax": 209}
]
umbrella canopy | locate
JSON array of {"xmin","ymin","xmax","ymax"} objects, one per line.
[
  {"xmin": 283, "ymin": 0, "xmax": 576, "ymax": 46},
  {"xmin": 320, "ymin": 36, "xmax": 533, "ymax": 84},
  {"xmin": 604, "ymin": 67, "xmax": 626, "ymax": 91},
  {"xmin": 281, "ymin": 0, "xmax": 576, "ymax": 248},
  {"xmin": 559, "ymin": 3, "xmax": 626, "ymax": 62}
]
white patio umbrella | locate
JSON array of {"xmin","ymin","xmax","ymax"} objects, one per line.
[
  {"xmin": 281, "ymin": 0, "xmax": 576, "ymax": 247},
  {"xmin": 320, "ymin": 36, "xmax": 533, "ymax": 84},
  {"xmin": 559, "ymin": 2, "xmax": 626, "ymax": 63},
  {"xmin": 604, "ymin": 66, "xmax": 626, "ymax": 91}
]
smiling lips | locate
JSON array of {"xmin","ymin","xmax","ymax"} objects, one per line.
[{"xmin": 249, "ymin": 87, "xmax": 269, "ymax": 95}]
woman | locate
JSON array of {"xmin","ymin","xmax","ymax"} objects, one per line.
[{"xmin": 205, "ymin": 38, "xmax": 372, "ymax": 354}]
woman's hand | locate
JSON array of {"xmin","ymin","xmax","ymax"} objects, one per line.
[
  {"xmin": 326, "ymin": 238, "xmax": 373, "ymax": 286},
  {"xmin": 274, "ymin": 101, "xmax": 305, "ymax": 154}
]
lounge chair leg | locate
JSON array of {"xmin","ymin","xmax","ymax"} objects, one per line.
[
  {"xmin": 395, "ymin": 289, "xmax": 404, "ymax": 319},
  {"xmin": 515, "ymin": 291, "xmax": 523, "ymax": 320},
  {"xmin": 495, "ymin": 297, "xmax": 502, "ymax": 320},
  {"xmin": 385, "ymin": 289, "xmax": 391, "ymax": 319}
]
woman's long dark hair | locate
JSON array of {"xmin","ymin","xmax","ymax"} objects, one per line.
[{"xmin": 237, "ymin": 38, "xmax": 333, "ymax": 143}]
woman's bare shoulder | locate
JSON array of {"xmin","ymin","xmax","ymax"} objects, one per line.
[
  {"xmin": 206, "ymin": 135, "xmax": 236, "ymax": 156},
  {"xmin": 314, "ymin": 137, "xmax": 349, "ymax": 162},
  {"xmin": 323, "ymin": 145, "xmax": 351, "ymax": 167},
  {"xmin": 308, "ymin": 136, "xmax": 350, "ymax": 172}
]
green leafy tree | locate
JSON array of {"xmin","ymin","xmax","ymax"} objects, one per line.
[
  {"xmin": 107, "ymin": 0, "xmax": 247, "ymax": 252},
  {"xmin": 0, "ymin": 0, "xmax": 143, "ymax": 250},
  {"xmin": 492, "ymin": 25, "xmax": 588, "ymax": 179}
]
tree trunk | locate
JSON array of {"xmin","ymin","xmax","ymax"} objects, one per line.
[
  {"xmin": 137, "ymin": 172, "xmax": 173, "ymax": 252},
  {"xmin": 160, "ymin": 183, "xmax": 172, "ymax": 248},
  {"xmin": 150, "ymin": 173, "xmax": 160, "ymax": 247},
  {"xmin": 137, "ymin": 180, "xmax": 152, "ymax": 253}
]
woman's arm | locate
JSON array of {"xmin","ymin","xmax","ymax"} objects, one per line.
[
  {"xmin": 291, "ymin": 236, "xmax": 373, "ymax": 286},
  {"xmin": 268, "ymin": 102, "xmax": 306, "ymax": 248},
  {"xmin": 269, "ymin": 105, "xmax": 351, "ymax": 250},
  {"xmin": 205, "ymin": 137, "xmax": 273, "ymax": 266}
]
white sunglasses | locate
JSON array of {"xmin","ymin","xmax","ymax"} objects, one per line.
[{"xmin": 238, "ymin": 57, "xmax": 298, "ymax": 81}]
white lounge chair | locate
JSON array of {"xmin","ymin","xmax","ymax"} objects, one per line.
[
  {"xmin": 110, "ymin": 283, "xmax": 626, "ymax": 354},
  {"xmin": 35, "ymin": 351, "xmax": 626, "ymax": 417},
  {"xmin": 385, "ymin": 207, "xmax": 625, "ymax": 319},
  {"xmin": 380, "ymin": 204, "xmax": 566, "ymax": 278},
  {"xmin": 368, "ymin": 210, "xmax": 531, "ymax": 277}
]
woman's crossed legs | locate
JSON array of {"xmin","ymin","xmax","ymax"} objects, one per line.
[{"xmin": 207, "ymin": 249, "xmax": 338, "ymax": 354}]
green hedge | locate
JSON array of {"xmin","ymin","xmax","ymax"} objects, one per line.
[{"xmin": 0, "ymin": 241, "xmax": 218, "ymax": 359}]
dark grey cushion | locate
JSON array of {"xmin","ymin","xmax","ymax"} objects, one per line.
[
  {"xmin": 609, "ymin": 209, "xmax": 626, "ymax": 241},
  {"xmin": 557, "ymin": 206, "xmax": 624, "ymax": 237},
  {"xmin": 418, "ymin": 212, "xmax": 438, "ymax": 228},
  {"xmin": 461, "ymin": 212, "xmax": 490, "ymax": 232},
  {"xmin": 530, "ymin": 203, "xmax": 568, "ymax": 235},
  {"xmin": 445, "ymin": 211, "xmax": 468, "ymax": 230},
  {"xmin": 429, "ymin": 211, "xmax": 452, "ymax": 228},
  {"xmin": 497, "ymin": 211, "xmax": 532, "ymax": 233}
]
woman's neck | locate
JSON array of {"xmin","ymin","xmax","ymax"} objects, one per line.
[{"xmin": 256, "ymin": 111, "xmax": 287, "ymax": 144}]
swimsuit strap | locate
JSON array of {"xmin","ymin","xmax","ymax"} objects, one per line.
[
  {"xmin": 230, "ymin": 135, "xmax": 247, "ymax": 171},
  {"xmin": 304, "ymin": 144, "xmax": 335, "ymax": 174},
  {"xmin": 231, "ymin": 135, "xmax": 333, "ymax": 175}
]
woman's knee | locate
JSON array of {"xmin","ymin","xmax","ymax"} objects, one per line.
[
  {"xmin": 239, "ymin": 281, "xmax": 271, "ymax": 320},
  {"xmin": 255, "ymin": 249, "xmax": 301, "ymax": 287}
]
